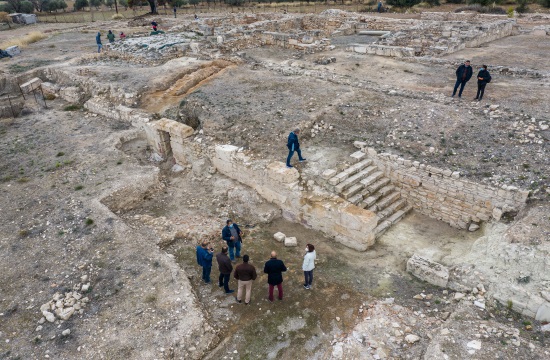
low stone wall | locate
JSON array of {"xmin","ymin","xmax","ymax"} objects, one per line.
[
  {"xmin": 144, "ymin": 118, "xmax": 195, "ymax": 165},
  {"xmin": 420, "ymin": 12, "xmax": 507, "ymax": 21},
  {"xmin": 83, "ymin": 96, "xmax": 150, "ymax": 129},
  {"xmin": 364, "ymin": 148, "xmax": 529, "ymax": 229},
  {"xmin": 464, "ymin": 20, "xmax": 514, "ymax": 48},
  {"xmin": 212, "ymin": 145, "xmax": 379, "ymax": 251},
  {"xmin": 348, "ymin": 44, "xmax": 415, "ymax": 57}
]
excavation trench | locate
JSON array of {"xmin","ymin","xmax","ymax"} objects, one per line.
[
  {"xmin": 142, "ymin": 60, "xmax": 236, "ymax": 114},
  {"xmin": 97, "ymin": 136, "xmax": 488, "ymax": 359}
]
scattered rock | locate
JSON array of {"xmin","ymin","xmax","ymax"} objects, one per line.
[
  {"xmin": 405, "ymin": 334, "xmax": 420, "ymax": 344},
  {"xmin": 467, "ymin": 340, "xmax": 481, "ymax": 350},
  {"xmin": 62, "ymin": 329, "xmax": 71, "ymax": 336}
]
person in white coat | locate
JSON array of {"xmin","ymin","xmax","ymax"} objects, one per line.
[{"xmin": 302, "ymin": 244, "xmax": 316, "ymax": 289}]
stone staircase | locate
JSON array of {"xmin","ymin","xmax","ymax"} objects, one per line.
[{"xmin": 323, "ymin": 152, "xmax": 412, "ymax": 238}]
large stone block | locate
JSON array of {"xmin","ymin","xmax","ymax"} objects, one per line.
[
  {"xmin": 215, "ymin": 145, "xmax": 239, "ymax": 163},
  {"xmin": 274, "ymin": 232, "xmax": 286, "ymax": 242},
  {"xmin": 267, "ymin": 162, "xmax": 299, "ymax": 184},
  {"xmin": 284, "ymin": 236, "xmax": 297, "ymax": 247},
  {"xmin": 536, "ymin": 303, "xmax": 550, "ymax": 322},
  {"xmin": 406, "ymin": 254, "xmax": 449, "ymax": 288}
]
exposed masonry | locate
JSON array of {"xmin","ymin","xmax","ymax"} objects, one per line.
[{"xmin": 361, "ymin": 147, "xmax": 529, "ymax": 230}]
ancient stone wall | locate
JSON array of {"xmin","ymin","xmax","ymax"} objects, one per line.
[
  {"xmin": 212, "ymin": 145, "xmax": 379, "ymax": 251},
  {"xmin": 144, "ymin": 118, "xmax": 195, "ymax": 165},
  {"xmin": 364, "ymin": 148, "xmax": 529, "ymax": 229},
  {"xmin": 420, "ymin": 12, "xmax": 507, "ymax": 21}
]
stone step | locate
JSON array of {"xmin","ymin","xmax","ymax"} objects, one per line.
[
  {"xmin": 374, "ymin": 220, "xmax": 392, "ymax": 238},
  {"xmin": 349, "ymin": 186, "xmax": 373, "ymax": 205},
  {"xmin": 359, "ymin": 171, "xmax": 383, "ymax": 188},
  {"xmin": 377, "ymin": 184, "xmax": 396, "ymax": 197},
  {"xmin": 335, "ymin": 165, "xmax": 378, "ymax": 193},
  {"xmin": 342, "ymin": 183, "xmax": 364, "ymax": 200},
  {"xmin": 387, "ymin": 205, "xmax": 413, "ymax": 224},
  {"xmin": 377, "ymin": 198, "xmax": 407, "ymax": 223},
  {"xmin": 328, "ymin": 158, "xmax": 372, "ymax": 186},
  {"xmin": 369, "ymin": 191, "xmax": 401, "ymax": 212},
  {"xmin": 366, "ymin": 177, "xmax": 390, "ymax": 194},
  {"xmin": 362, "ymin": 192, "xmax": 382, "ymax": 209}
]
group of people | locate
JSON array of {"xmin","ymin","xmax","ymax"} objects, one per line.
[
  {"xmin": 95, "ymin": 30, "xmax": 126, "ymax": 53},
  {"xmin": 196, "ymin": 219, "xmax": 317, "ymax": 304},
  {"xmin": 452, "ymin": 60, "xmax": 492, "ymax": 101}
]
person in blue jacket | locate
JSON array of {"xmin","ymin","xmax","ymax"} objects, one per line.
[
  {"xmin": 286, "ymin": 128, "xmax": 306, "ymax": 168},
  {"xmin": 222, "ymin": 219, "xmax": 243, "ymax": 262},
  {"xmin": 196, "ymin": 240, "xmax": 214, "ymax": 283},
  {"xmin": 96, "ymin": 32, "xmax": 102, "ymax": 53}
]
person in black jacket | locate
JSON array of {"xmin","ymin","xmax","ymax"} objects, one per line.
[
  {"xmin": 221, "ymin": 219, "xmax": 243, "ymax": 262},
  {"xmin": 263, "ymin": 251, "xmax": 287, "ymax": 302},
  {"xmin": 451, "ymin": 60, "xmax": 473, "ymax": 98},
  {"xmin": 286, "ymin": 128, "xmax": 306, "ymax": 168},
  {"xmin": 474, "ymin": 65, "xmax": 491, "ymax": 101},
  {"xmin": 216, "ymin": 246, "xmax": 234, "ymax": 294}
]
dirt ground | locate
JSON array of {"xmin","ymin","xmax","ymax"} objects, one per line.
[{"xmin": 1, "ymin": 8, "xmax": 549, "ymax": 360}]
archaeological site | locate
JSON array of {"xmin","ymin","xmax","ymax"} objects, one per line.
[{"xmin": 0, "ymin": 3, "xmax": 549, "ymax": 359}]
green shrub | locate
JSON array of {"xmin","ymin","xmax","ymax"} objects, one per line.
[
  {"xmin": 387, "ymin": 0, "xmax": 422, "ymax": 7},
  {"xmin": 516, "ymin": 0, "xmax": 528, "ymax": 12},
  {"xmin": 74, "ymin": 0, "xmax": 89, "ymax": 10},
  {"xmin": 539, "ymin": 0, "xmax": 550, "ymax": 7}
]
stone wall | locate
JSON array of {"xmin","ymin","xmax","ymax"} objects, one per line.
[
  {"xmin": 144, "ymin": 118, "xmax": 195, "ymax": 166},
  {"xmin": 364, "ymin": 148, "xmax": 529, "ymax": 229},
  {"xmin": 212, "ymin": 145, "xmax": 379, "ymax": 251}
]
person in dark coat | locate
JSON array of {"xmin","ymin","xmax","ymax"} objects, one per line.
[
  {"xmin": 196, "ymin": 241, "xmax": 214, "ymax": 283},
  {"xmin": 221, "ymin": 219, "xmax": 243, "ymax": 262},
  {"xmin": 451, "ymin": 60, "xmax": 473, "ymax": 98},
  {"xmin": 474, "ymin": 65, "xmax": 491, "ymax": 101},
  {"xmin": 216, "ymin": 246, "xmax": 234, "ymax": 294},
  {"xmin": 377, "ymin": 1, "xmax": 383, "ymax": 13},
  {"xmin": 263, "ymin": 251, "xmax": 287, "ymax": 302},
  {"xmin": 151, "ymin": 21, "xmax": 158, "ymax": 32},
  {"xmin": 286, "ymin": 128, "xmax": 306, "ymax": 168},
  {"xmin": 234, "ymin": 255, "xmax": 257, "ymax": 304}
]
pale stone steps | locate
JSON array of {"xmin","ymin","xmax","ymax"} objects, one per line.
[
  {"xmin": 328, "ymin": 159, "xmax": 373, "ymax": 186},
  {"xmin": 374, "ymin": 205, "xmax": 413, "ymax": 238},
  {"xmin": 377, "ymin": 198, "xmax": 407, "ymax": 223},
  {"xmin": 366, "ymin": 178, "xmax": 390, "ymax": 194},
  {"xmin": 342, "ymin": 183, "xmax": 364, "ymax": 200},
  {"xmin": 361, "ymin": 192, "xmax": 383, "ymax": 209},
  {"xmin": 335, "ymin": 165, "xmax": 378, "ymax": 193},
  {"xmin": 359, "ymin": 171, "xmax": 384, "ymax": 188},
  {"xmin": 377, "ymin": 184, "xmax": 396, "ymax": 197},
  {"xmin": 368, "ymin": 191, "xmax": 400, "ymax": 212},
  {"xmin": 349, "ymin": 186, "xmax": 374, "ymax": 205}
]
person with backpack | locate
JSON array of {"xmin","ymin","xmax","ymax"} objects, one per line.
[
  {"xmin": 474, "ymin": 65, "xmax": 491, "ymax": 101},
  {"xmin": 451, "ymin": 60, "xmax": 473, "ymax": 99}
]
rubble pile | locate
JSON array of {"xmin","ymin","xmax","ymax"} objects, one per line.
[{"xmin": 38, "ymin": 286, "xmax": 90, "ymax": 324}]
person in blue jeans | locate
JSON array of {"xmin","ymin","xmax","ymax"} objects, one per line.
[
  {"xmin": 196, "ymin": 241, "xmax": 214, "ymax": 283},
  {"xmin": 286, "ymin": 128, "xmax": 306, "ymax": 168},
  {"xmin": 96, "ymin": 32, "xmax": 102, "ymax": 53},
  {"xmin": 222, "ymin": 219, "xmax": 243, "ymax": 262},
  {"xmin": 451, "ymin": 60, "xmax": 473, "ymax": 99}
]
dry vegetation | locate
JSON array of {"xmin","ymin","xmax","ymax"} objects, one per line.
[{"xmin": 0, "ymin": 31, "xmax": 47, "ymax": 49}]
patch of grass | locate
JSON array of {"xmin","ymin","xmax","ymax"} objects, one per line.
[
  {"xmin": 0, "ymin": 31, "xmax": 47, "ymax": 49},
  {"xmin": 85, "ymin": 218, "xmax": 94, "ymax": 226},
  {"xmin": 74, "ymin": 185, "xmax": 84, "ymax": 191},
  {"xmin": 522, "ymin": 320, "xmax": 532, "ymax": 326},
  {"xmin": 44, "ymin": 93, "xmax": 56, "ymax": 100},
  {"xmin": 56, "ymin": 152, "xmax": 65, "ymax": 157},
  {"xmin": 116, "ymin": 160, "xmax": 123, "ymax": 165},
  {"xmin": 17, "ymin": 177, "xmax": 30, "ymax": 183},
  {"xmin": 63, "ymin": 104, "xmax": 81, "ymax": 111},
  {"xmin": 57, "ymin": 230, "xmax": 65, "ymax": 236},
  {"xmin": 19, "ymin": 229, "xmax": 30, "ymax": 238},
  {"xmin": 435, "ymin": 299, "xmax": 441, "ymax": 304},
  {"xmin": 1, "ymin": 175, "xmax": 14, "ymax": 182}
]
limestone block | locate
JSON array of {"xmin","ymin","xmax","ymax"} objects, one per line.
[
  {"xmin": 353, "ymin": 141, "xmax": 367, "ymax": 149},
  {"xmin": 322, "ymin": 169, "xmax": 337, "ymax": 180},
  {"xmin": 537, "ymin": 303, "xmax": 550, "ymax": 322},
  {"xmin": 267, "ymin": 162, "xmax": 299, "ymax": 184},
  {"xmin": 284, "ymin": 236, "xmax": 297, "ymax": 247},
  {"xmin": 350, "ymin": 151, "xmax": 366, "ymax": 163},
  {"xmin": 492, "ymin": 207, "xmax": 503, "ymax": 221},
  {"xmin": 40, "ymin": 82, "xmax": 59, "ymax": 96},
  {"xmin": 20, "ymin": 77, "xmax": 42, "ymax": 93},
  {"xmin": 6, "ymin": 45, "xmax": 20, "ymax": 56},
  {"xmin": 532, "ymin": 29, "xmax": 547, "ymax": 36},
  {"xmin": 274, "ymin": 232, "xmax": 286, "ymax": 242},
  {"xmin": 60, "ymin": 86, "xmax": 83, "ymax": 103},
  {"xmin": 406, "ymin": 254, "xmax": 449, "ymax": 288},
  {"xmin": 215, "ymin": 145, "xmax": 239, "ymax": 163}
]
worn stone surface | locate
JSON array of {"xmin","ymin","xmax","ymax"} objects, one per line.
[{"xmin": 407, "ymin": 254, "xmax": 449, "ymax": 288}]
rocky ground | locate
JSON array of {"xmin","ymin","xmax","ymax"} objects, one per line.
[{"xmin": 1, "ymin": 9, "xmax": 549, "ymax": 360}]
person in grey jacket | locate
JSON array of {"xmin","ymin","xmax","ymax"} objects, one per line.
[{"xmin": 302, "ymin": 244, "xmax": 316, "ymax": 289}]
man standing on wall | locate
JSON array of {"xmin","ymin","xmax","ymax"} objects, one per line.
[
  {"xmin": 286, "ymin": 128, "xmax": 306, "ymax": 168},
  {"xmin": 222, "ymin": 219, "xmax": 243, "ymax": 262},
  {"xmin": 451, "ymin": 60, "xmax": 473, "ymax": 99},
  {"xmin": 474, "ymin": 65, "xmax": 492, "ymax": 101},
  {"xmin": 216, "ymin": 246, "xmax": 235, "ymax": 294}
]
